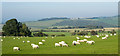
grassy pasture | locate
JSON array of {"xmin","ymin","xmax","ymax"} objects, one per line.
[{"xmin": 2, "ymin": 32, "xmax": 118, "ymax": 54}]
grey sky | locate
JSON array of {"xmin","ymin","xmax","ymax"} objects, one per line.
[{"xmin": 2, "ymin": 2, "xmax": 118, "ymax": 23}]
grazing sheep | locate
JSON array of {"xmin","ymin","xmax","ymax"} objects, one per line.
[
  {"xmin": 110, "ymin": 34, "xmax": 112, "ymax": 36},
  {"xmin": 23, "ymin": 41, "xmax": 25, "ymax": 43},
  {"xmin": 114, "ymin": 34, "xmax": 116, "ymax": 35},
  {"xmin": 62, "ymin": 43, "xmax": 68, "ymax": 47},
  {"xmin": 1, "ymin": 39, "xmax": 3, "ymax": 42},
  {"xmin": 27, "ymin": 41, "xmax": 30, "ymax": 43},
  {"xmin": 105, "ymin": 35, "xmax": 109, "ymax": 37},
  {"xmin": 42, "ymin": 40, "xmax": 45, "ymax": 42},
  {"xmin": 13, "ymin": 47, "xmax": 20, "ymax": 51},
  {"xmin": 55, "ymin": 43, "xmax": 60, "ymax": 47},
  {"xmin": 76, "ymin": 37, "xmax": 80, "ymax": 40},
  {"xmin": 39, "ymin": 42, "xmax": 43, "ymax": 45},
  {"xmin": 52, "ymin": 37, "xmax": 54, "ymax": 38},
  {"xmin": 72, "ymin": 41, "xmax": 80, "ymax": 45},
  {"xmin": 18, "ymin": 38, "xmax": 20, "ymax": 39},
  {"xmin": 83, "ymin": 39, "xmax": 87, "ymax": 42},
  {"xmin": 45, "ymin": 37, "xmax": 48, "ymax": 39},
  {"xmin": 32, "ymin": 45, "xmax": 39, "ymax": 49},
  {"xmin": 84, "ymin": 36, "xmax": 91, "ymax": 38},
  {"xmin": 96, "ymin": 35, "xmax": 99, "ymax": 38},
  {"xmin": 86, "ymin": 41, "xmax": 95, "ymax": 45},
  {"xmin": 13, "ymin": 38, "xmax": 15, "ymax": 39},
  {"xmin": 31, "ymin": 43, "xmax": 35, "ymax": 46},
  {"xmin": 59, "ymin": 41, "xmax": 65, "ymax": 45},
  {"xmin": 102, "ymin": 37, "xmax": 107, "ymax": 39},
  {"xmin": 77, "ymin": 40, "xmax": 84, "ymax": 42}
]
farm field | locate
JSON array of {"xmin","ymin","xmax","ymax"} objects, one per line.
[{"xmin": 1, "ymin": 32, "xmax": 118, "ymax": 54}]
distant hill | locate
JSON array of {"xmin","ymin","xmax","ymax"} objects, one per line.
[
  {"xmin": 24, "ymin": 16, "xmax": 118, "ymax": 29},
  {"xmin": 38, "ymin": 17, "xmax": 69, "ymax": 21}
]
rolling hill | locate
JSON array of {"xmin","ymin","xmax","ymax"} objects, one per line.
[{"xmin": 24, "ymin": 16, "xmax": 118, "ymax": 29}]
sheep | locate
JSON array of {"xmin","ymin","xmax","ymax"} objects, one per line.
[
  {"xmin": 83, "ymin": 39, "xmax": 87, "ymax": 42},
  {"xmin": 42, "ymin": 39, "xmax": 45, "ymax": 42},
  {"xmin": 32, "ymin": 45, "xmax": 39, "ymax": 49},
  {"xmin": 86, "ymin": 41, "xmax": 95, "ymax": 45},
  {"xmin": 23, "ymin": 41, "xmax": 25, "ymax": 43},
  {"xmin": 114, "ymin": 33, "xmax": 116, "ymax": 35},
  {"xmin": 13, "ymin": 38, "xmax": 15, "ymax": 39},
  {"xmin": 77, "ymin": 40, "xmax": 84, "ymax": 42},
  {"xmin": 27, "ymin": 41, "xmax": 30, "ymax": 43},
  {"xmin": 72, "ymin": 41, "xmax": 80, "ymax": 45},
  {"xmin": 62, "ymin": 43, "xmax": 68, "ymax": 47},
  {"xmin": 45, "ymin": 37, "xmax": 48, "ymax": 39},
  {"xmin": 39, "ymin": 42, "xmax": 43, "ymax": 45},
  {"xmin": 76, "ymin": 37, "xmax": 80, "ymax": 40},
  {"xmin": 59, "ymin": 42, "xmax": 65, "ymax": 45},
  {"xmin": 31, "ymin": 43, "xmax": 35, "ymax": 46},
  {"xmin": 1, "ymin": 39, "xmax": 3, "ymax": 42},
  {"xmin": 13, "ymin": 47, "xmax": 20, "ymax": 51},
  {"xmin": 96, "ymin": 35, "xmax": 99, "ymax": 38},
  {"xmin": 52, "ymin": 37, "xmax": 54, "ymax": 39},
  {"xmin": 105, "ymin": 35, "xmax": 109, "ymax": 37},
  {"xmin": 18, "ymin": 38, "xmax": 20, "ymax": 39},
  {"xmin": 84, "ymin": 36, "xmax": 91, "ymax": 38},
  {"xmin": 102, "ymin": 37, "xmax": 107, "ymax": 40},
  {"xmin": 110, "ymin": 34, "xmax": 112, "ymax": 36},
  {"xmin": 55, "ymin": 43, "xmax": 60, "ymax": 47}
]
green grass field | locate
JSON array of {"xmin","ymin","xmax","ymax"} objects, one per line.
[{"xmin": 1, "ymin": 32, "xmax": 118, "ymax": 54}]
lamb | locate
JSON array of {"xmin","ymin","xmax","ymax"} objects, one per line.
[
  {"xmin": 32, "ymin": 45, "xmax": 39, "ymax": 49},
  {"xmin": 13, "ymin": 47, "xmax": 20, "ymax": 51},
  {"xmin": 42, "ymin": 39, "xmax": 45, "ymax": 42},
  {"xmin": 55, "ymin": 43, "xmax": 60, "ymax": 47},
  {"xmin": 39, "ymin": 42, "xmax": 43, "ymax": 45}
]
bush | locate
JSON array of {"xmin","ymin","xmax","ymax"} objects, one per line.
[
  {"xmin": 71, "ymin": 32, "xmax": 76, "ymax": 36},
  {"xmin": 33, "ymin": 31, "xmax": 48, "ymax": 37},
  {"xmin": 57, "ymin": 34, "xmax": 65, "ymax": 36},
  {"xmin": 90, "ymin": 30, "xmax": 98, "ymax": 35},
  {"xmin": 77, "ymin": 31, "xmax": 88, "ymax": 36}
]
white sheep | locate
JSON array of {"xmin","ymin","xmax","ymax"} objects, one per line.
[
  {"xmin": 102, "ymin": 37, "xmax": 107, "ymax": 39},
  {"xmin": 62, "ymin": 43, "xmax": 68, "ymax": 47},
  {"xmin": 83, "ymin": 39, "xmax": 87, "ymax": 42},
  {"xmin": 55, "ymin": 43, "xmax": 60, "ymax": 47},
  {"xmin": 32, "ymin": 45, "xmax": 39, "ymax": 49},
  {"xmin": 31, "ymin": 43, "xmax": 35, "ymax": 46},
  {"xmin": 1, "ymin": 39, "xmax": 3, "ymax": 42},
  {"xmin": 39, "ymin": 42, "xmax": 43, "ymax": 45},
  {"xmin": 77, "ymin": 40, "xmax": 84, "ymax": 42},
  {"xmin": 72, "ymin": 41, "xmax": 80, "ymax": 44},
  {"xmin": 18, "ymin": 38, "xmax": 20, "ymax": 39},
  {"xmin": 23, "ymin": 41, "xmax": 25, "ymax": 43},
  {"xmin": 76, "ymin": 37, "xmax": 80, "ymax": 40},
  {"xmin": 110, "ymin": 34, "xmax": 112, "ymax": 36},
  {"xmin": 45, "ymin": 37, "xmax": 48, "ymax": 39},
  {"xmin": 86, "ymin": 41, "xmax": 95, "ymax": 45},
  {"xmin": 96, "ymin": 35, "xmax": 99, "ymax": 38},
  {"xmin": 52, "ymin": 37, "xmax": 54, "ymax": 38},
  {"xmin": 13, "ymin": 47, "xmax": 20, "ymax": 51},
  {"xmin": 59, "ymin": 41, "xmax": 65, "ymax": 45},
  {"xmin": 114, "ymin": 33, "xmax": 116, "ymax": 35},
  {"xmin": 13, "ymin": 38, "xmax": 15, "ymax": 39},
  {"xmin": 42, "ymin": 39, "xmax": 45, "ymax": 42},
  {"xmin": 27, "ymin": 41, "xmax": 30, "ymax": 43}
]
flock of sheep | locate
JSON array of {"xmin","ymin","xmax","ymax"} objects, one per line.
[{"xmin": 0, "ymin": 33, "xmax": 117, "ymax": 51}]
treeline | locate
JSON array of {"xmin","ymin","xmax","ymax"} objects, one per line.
[{"xmin": 48, "ymin": 26, "xmax": 103, "ymax": 29}]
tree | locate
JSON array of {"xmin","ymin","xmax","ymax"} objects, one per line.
[
  {"xmin": 2, "ymin": 19, "xmax": 31, "ymax": 36},
  {"xmin": 90, "ymin": 30, "xmax": 98, "ymax": 35},
  {"xmin": 33, "ymin": 31, "xmax": 48, "ymax": 37}
]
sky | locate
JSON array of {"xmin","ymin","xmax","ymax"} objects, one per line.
[
  {"xmin": 1, "ymin": 0, "xmax": 119, "ymax": 2},
  {"xmin": 2, "ymin": 2, "xmax": 118, "ymax": 23}
]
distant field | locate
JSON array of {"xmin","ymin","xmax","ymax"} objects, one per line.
[{"xmin": 2, "ymin": 32, "xmax": 118, "ymax": 54}]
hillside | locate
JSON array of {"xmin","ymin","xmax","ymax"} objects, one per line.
[{"xmin": 24, "ymin": 16, "xmax": 118, "ymax": 29}]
